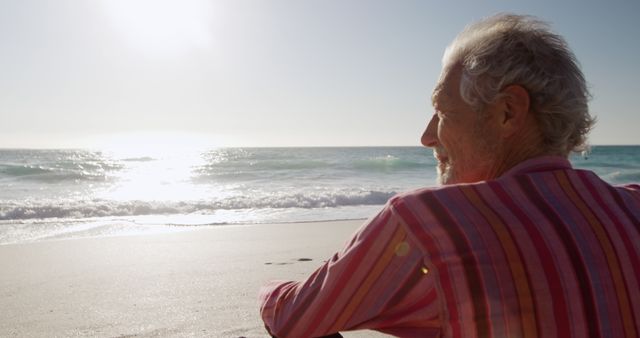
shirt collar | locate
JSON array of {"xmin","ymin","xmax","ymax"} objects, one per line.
[{"xmin": 501, "ymin": 156, "xmax": 573, "ymax": 178}]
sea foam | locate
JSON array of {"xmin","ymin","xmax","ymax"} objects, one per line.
[{"xmin": 0, "ymin": 190, "xmax": 396, "ymax": 221}]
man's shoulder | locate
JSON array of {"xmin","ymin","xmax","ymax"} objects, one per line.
[
  {"xmin": 388, "ymin": 185, "xmax": 442, "ymax": 205},
  {"xmin": 391, "ymin": 181, "xmax": 488, "ymax": 199},
  {"xmin": 387, "ymin": 181, "xmax": 487, "ymax": 213},
  {"xmin": 560, "ymin": 167, "xmax": 640, "ymax": 195},
  {"xmin": 619, "ymin": 183, "xmax": 640, "ymax": 192},
  {"xmin": 613, "ymin": 182, "xmax": 640, "ymax": 200}
]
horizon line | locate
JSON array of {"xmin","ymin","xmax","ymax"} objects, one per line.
[{"xmin": 1, "ymin": 144, "xmax": 638, "ymax": 151}]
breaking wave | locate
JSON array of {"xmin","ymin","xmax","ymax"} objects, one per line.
[{"xmin": 0, "ymin": 190, "xmax": 396, "ymax": 221}]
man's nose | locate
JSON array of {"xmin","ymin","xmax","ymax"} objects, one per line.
[{"xmin": 420, "ymin": 114, "xmax": 438, "ymax": 147}]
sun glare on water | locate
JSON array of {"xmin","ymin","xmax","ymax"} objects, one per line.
[{"xmin": 93, "ymin": 132, "xmax": 220, "ymax": 202}]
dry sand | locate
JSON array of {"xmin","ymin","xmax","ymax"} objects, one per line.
[{"xmin": 0, "ymin": 220, "xmax": 390, "ymax": 337}]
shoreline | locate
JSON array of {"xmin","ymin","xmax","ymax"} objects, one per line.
[
  {"xmin": 0, "ymin": 216, "xmax": 371, "ymax": 247},
  {"xmin": 0, "ymin": 219, "xmax": 388, "ymax": 337}
]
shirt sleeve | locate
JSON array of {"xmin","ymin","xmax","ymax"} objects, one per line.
[{"xmin": 258, "ymin": 199, "xmax": 442, "ymax": 337}]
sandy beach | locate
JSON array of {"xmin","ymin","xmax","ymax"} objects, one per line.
[{"xmin": 0, "ymin": 220, "xmax": 389, "ymax": 337}]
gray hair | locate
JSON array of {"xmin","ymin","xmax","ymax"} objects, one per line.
[{"xmin": 443, "ymin": 13, "xmax": 595, "ymax": 155}]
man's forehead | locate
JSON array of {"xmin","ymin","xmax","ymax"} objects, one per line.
[
  {"xmin": 431, "ymin": 65, "xmax": 460, "ymax": 108},
  {"xmin": 431, "ymin": 83, "xmax": 451, "ymax": 108}
]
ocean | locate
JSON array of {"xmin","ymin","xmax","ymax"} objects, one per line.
[{"xmin": 1, "ymin": 146, "xmax": 639, "ymax": 245}]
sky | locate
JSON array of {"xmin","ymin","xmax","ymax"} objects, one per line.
[{"xmin": 0, "ymin": 0, "xmax": 639, "ymax": 148}]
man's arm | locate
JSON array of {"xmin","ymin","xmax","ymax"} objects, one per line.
[{"xmin": 259, "ymin": 199, "xmax": 440, "ymax": 337}]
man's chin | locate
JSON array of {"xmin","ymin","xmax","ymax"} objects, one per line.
[
  {"xmin": 436, "ymin": 167, "xmax": 454, "ymax": 185},
  {"xmin": 437, "ymin": 176, "xmax": 454, "ymax": 185}
]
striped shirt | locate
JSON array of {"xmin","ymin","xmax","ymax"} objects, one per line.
[{"xmin": 259, "ymin": 156, "xmax": 640, "ymax": 337}]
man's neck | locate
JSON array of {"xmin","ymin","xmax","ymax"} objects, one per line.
[{"xmin": 488, "ymin": 128, "xmax": 558, "ymax": 179}]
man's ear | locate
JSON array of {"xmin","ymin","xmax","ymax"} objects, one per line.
[{"xmin": 499, "ymin": 84, "xmax": 531, "ymax": 138}]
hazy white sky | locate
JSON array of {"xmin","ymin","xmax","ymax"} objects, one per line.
[{"xmin": 1, "ymin": 0, "xmax": 639, "ymax": 148}]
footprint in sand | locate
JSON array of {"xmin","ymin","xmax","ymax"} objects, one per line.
[{"xmin": 264, "ymin": 258, "xmax": 314, "ymax": 265}]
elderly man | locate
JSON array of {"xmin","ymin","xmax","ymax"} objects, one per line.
[{"xmin": 259, "ymin": 14, "xmax": 640, "ymax": 338}]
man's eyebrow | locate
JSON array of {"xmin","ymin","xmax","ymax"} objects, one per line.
[
  {"xmin": 431, "ymin": 84, "xmax": 447, "ymax": 108},
  {"xmin": 431, "ymin": 87, "xmax": 441, "ymax": 107}
]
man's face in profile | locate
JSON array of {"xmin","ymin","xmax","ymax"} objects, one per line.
[{"xmin": 422, "ymin": 65, "xmax": 500, "ymax": 185}]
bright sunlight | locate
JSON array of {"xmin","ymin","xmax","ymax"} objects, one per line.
[{"xmin": 98, "ymin": 0, "xmax": 215, "ymax": 57}]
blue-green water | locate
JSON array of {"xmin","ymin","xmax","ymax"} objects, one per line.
[
  {"xmin": 571, "ymin": 146, "xmax": 640, "ymax": 183},
  {"xmin": 0, "ymin": 146, "xmax": 638, "ymax": 244}
]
